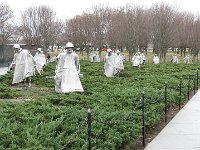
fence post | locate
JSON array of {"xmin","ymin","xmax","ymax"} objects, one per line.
[
  {"xmin": 164, "ymin": 82, "xmax": 167, "ymax": 122},
  {"xmin": 141, "ymin": 91, "xmax": 145, "ymax": 147},
  {"xmin": 179, "ymin": 77, "xmax": 182, "ymax": 110},
  {"xmin": 197, "ymin": 69, "xmax": 199, "ymax": 90},
  {"xmin": 88, "ymin": 109, "xmax": 92, "ymax": 150},
  {"xmin": 188, "ymin": 74, "xmax": 190, "ymax": 101},
  {"xmin": 194, "ymin": 73, "xmax": 196, "ymax": 94}
]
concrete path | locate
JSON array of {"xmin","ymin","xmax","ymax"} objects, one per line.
[
  {"xmin": 145, "ymin": 90, "xmax": 200, "ymax": 150},
  {"xmin": 0, "ymin": 67, "xmax": 8, "ymax": 75},
  {"xmin": 0, "ymin": 99, "xmax": 30, "ymax": 102}
]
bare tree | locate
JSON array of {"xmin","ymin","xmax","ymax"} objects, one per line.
[
  {"xmin": 38, "ymin": 6, "xmax": 57, "ymax": 49},
  {"xmin": 123, "ymin": 5, "xmax": 137, "ymax": 60},
  {"xmin": 174, "ymin": 12, "xmax": 194, "ymax": 57},
  {"xmin": 0, "ymin": 3, "xmax": 13, "ymax": 44},
  {"xmin": 109, "ymin": 7, "xmax": 126, "ymax": 51},
  {"xmin": 0, "ymin": 3, "xmax": 13, "ymax": 24},
  {"xmin": 149, "ymin": 3, "xmax": 180, "ymax": 62},
  {"xmin": 190, "ymin": 15, "xmax": 200, "ymax": 61},
  {"xmin": 66, "ymin": 12, "xmax": 98, "ymax": 59},
  {"xmin": 10, "ymin": 25, "xmax": 24, "ymax": 43},
  {"xmin": 53, "ymin": 20, "xmax": 65, "ymax": 47},
  {"xmin": 92, "ymin": 5, "xmax": 111, "ymax": 59},
  {"xmin": 65, "ymin": 15, "xmax": 87, "ymax": 56},
  {"xmin": 121, "ymin": 5, "xmax": 149, "ymax": 60},
  {"xmin": 21, "ymin": 6, "xmax": 62, "ymax": 52},
  {"xmin": 0, "ymin": 23, "xmax": 14, "ymax": 44},
  {"xmin": 63, "ymin": 4, "xmax": 200, "ymax": 63}
]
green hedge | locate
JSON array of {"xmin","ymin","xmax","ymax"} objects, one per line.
[{"xmin": 0, "ymin": 61, "xmax": 199, "ymax": 149}]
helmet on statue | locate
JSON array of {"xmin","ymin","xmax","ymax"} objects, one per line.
[
  {"xmin": 66, "ymin": 42, "xmax": 74, "ymax": 48},
  {"xmin": 13, "ymin": 44, "xmax": 20, "ymax": 49}
]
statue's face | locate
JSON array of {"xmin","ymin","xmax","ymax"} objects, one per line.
[
  {"xmin": 67, "ymin": 48, "xmax": 73, "ymax": 53},
  {"xmin": 15, "ymin": 48, "xmax": 20, "ymax": 53},
  {"xmin": 108, "ymin": 51, "xmax": 112, "ymax": 56}
]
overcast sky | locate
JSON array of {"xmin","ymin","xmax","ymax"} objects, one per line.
[{"xmin": 1, "ymin": 0, "xmax": 200, "ymax": 21}]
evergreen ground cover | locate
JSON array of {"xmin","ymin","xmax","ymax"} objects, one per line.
[{"xmin": 0, "ymin": 61, "xmax": 199, "ymax": 149}]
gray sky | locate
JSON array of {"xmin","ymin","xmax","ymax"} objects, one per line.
[{"xmin": 1, "ymin": 0, "xmax": 200, "ymax": 21}]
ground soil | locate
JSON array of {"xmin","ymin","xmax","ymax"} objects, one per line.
[{"xmin": 125, "ymin": 91, "xmax": 195, "ymax": 150}]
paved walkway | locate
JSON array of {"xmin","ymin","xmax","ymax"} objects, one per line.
[
  {"xmin": 0, "ymin": 67, "xmax": 8, "ymax": 75},
  {"xmin": 145, "ymin": 90, "xmax": 200, "ymax": 150},
  {"xmin": 0, "ymin": 99, "xmax": 30, "ymax": 102}
]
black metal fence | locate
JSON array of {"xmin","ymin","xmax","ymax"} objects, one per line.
[
  {"xmin": 140, "ymin": 69, "xmax": 199, "ymax": 147},
  {"xmin": 60, "ymin": 69, "xmax": 199, "ymax": 149}
]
